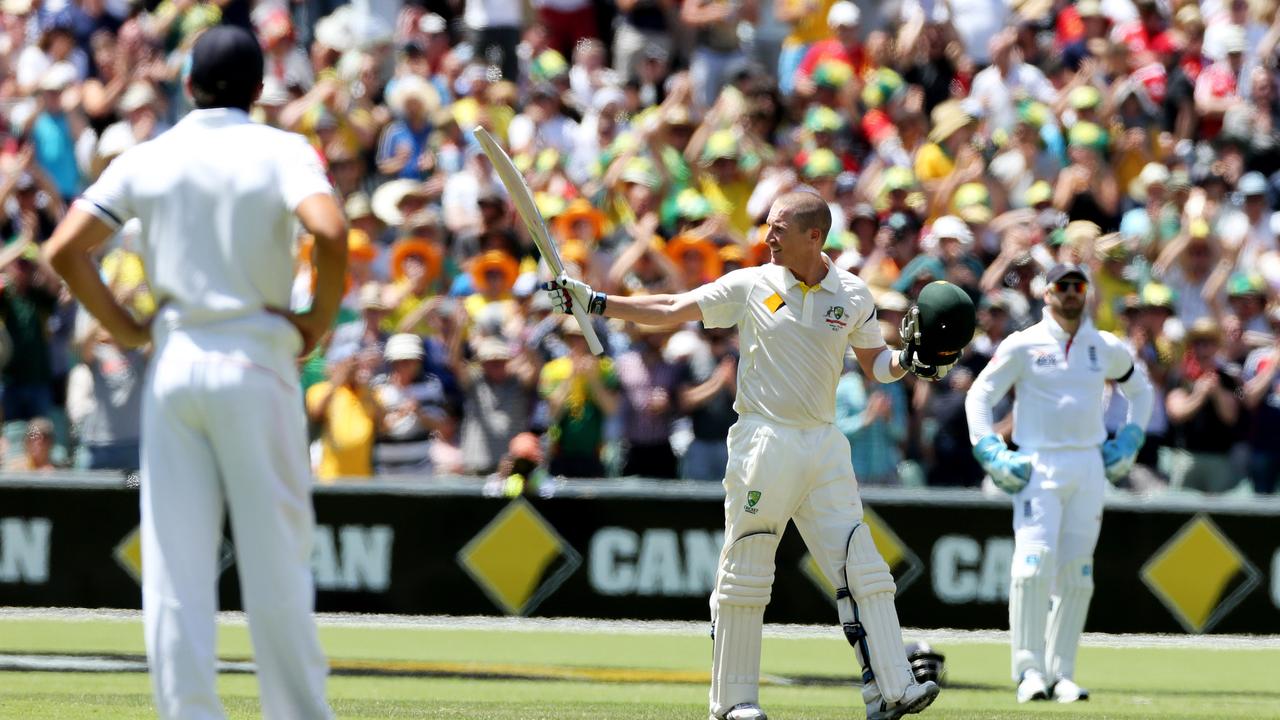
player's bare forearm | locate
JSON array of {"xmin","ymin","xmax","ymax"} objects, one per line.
[
  {"xmin": 286, "ymin": 193, "xmax": 348, "ymax": 352},
  {"xmin": 45, "ymin": 207, "xmax": 151, "ymax": 348},
  {"xmin": 601, "ymin": 292, "xmax": 704, "ymax": 326}
]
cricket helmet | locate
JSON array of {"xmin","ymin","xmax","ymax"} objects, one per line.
[{"xmin": 909, "ymin": 280, "xmax": 976, "ymax": 366}]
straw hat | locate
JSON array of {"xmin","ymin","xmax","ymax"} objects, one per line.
[
  {"xmin": 386, "ymin": 74, "xmax": 442, "ymax": 117},
  {"xmin": 469, "ymin": 250, "xmax": 520, "ymax": 294},
  {"xmin": 928, "ymin": 101, "xmax": 974, "ymax": 144},
  {"xmin": 1128, "ymin": 162, "xmax": 1170, "ymax": 203},
  {"xmin": 357, "ymin": 281, "xmax": 390, "ymax": 311},
  {"xmin": 553, "ymin": 198, "xmax": 607, "ymax": 242},
  {"xmin": 719, "ymin": 244, "xmax": 747, "ymax": 265},
  {"xmin": 385, "ymin": 333, "xmax": 426, "ymax": 361},
  {"xmin": 666, "ymin": 234, "xmax": 723, "ymax": 278},
  {"xmin": 372, "ymin": 179, "xmax": 430, "ymax": 226},
  {"xmin": 345, "ymin": 192, "xmax": 373, "ymax": 221},
  {"xmin": 389, "ymin": 238, "xmax": 443, "ymax": 282},
  {"xmin": 475, "ymin": 337, "xmax": 514, "ymax": 362},
  {"xmin": 1186, "ymin": 317, "xmax": 1221, "ymax": 343}
]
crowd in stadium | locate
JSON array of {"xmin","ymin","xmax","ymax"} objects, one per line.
[{"xmin": 1, "ymin": 0, "xmax": 1279, "ymax": 494}]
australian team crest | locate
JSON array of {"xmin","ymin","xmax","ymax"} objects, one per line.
[
  {"xmin": 824, "ymin": 306, "xmax": 848, "ymax": 331},
  {"xmin": 745, "ymin": 490, "xmax": 762, "ymax": 514}
]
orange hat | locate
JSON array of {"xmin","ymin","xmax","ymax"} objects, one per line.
[
  {"xmin": 347, "ymin": 228, "xmax": 376, "ymax": 262},
  {"xmin": 560, "ymin": 239, "xmax": 591, "ymax": 267},
  {"xmin": 666, "ymin": 234, "xmax": 723, "ymax": 278},
  {"xmin": 553, "ymin": 198, "xmax": 607, "ymax": 242},
  {"xmin": 390, "ymin": 238, "xmax": 443, "ymax": 283},
  {"xmin": 749, "ymin": 239, "xmax": 772, "ymax": 267},
  {"xmin": 469, "ymin": 250, "xmax": 519, "ymax": 293}
]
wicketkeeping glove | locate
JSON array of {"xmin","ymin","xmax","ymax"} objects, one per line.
[
  {"xmin": 974, "ymin": 434, "xmax": 1033, "ymax": 494},
  {"xmin": 897, "ymin": 307, "xmax": 955, "ymax": 381},
  {"xmin": 541, "ymin": 273, "xmax": 606, "ymax": 315},
  {"xmin": 1101, "ymin": 423, "xmax": 1145, "ymax": 483}
]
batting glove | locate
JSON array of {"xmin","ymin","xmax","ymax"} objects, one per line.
[
  {"xmin": 541, "ymin": 274, "xmax": 606, "ymax": 315},
  {"xmin": 897, "ymin": 307, "xmax": 954, "ymax": 381},
  {"xmin": 1101, "ymin": 423, "xmax": 1145, "ymax": 483},
  {"xmin": 974, "ymin": 434, "xmax": 1033, "ymax": 494}
]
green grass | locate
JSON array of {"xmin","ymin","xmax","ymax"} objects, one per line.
[{"xmin": 2, "ymin": 616, "xmax": 1279, "ymax": 719}]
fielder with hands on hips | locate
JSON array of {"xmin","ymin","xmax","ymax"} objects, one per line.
[
  {"xmin": 545, "ymin": 191, "xmax": 963, "ymax": 720},
  {"xmin": 964, "ymin": 263, "xmax": 1153, "ymax": 704},
  {"xmin": 44, "ymin": 27, "xmax": 345, "ymax": 720}
]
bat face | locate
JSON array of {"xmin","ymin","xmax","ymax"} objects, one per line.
[{"xmin": 472, "ymin": 127, "xmax": 603, "ymax": 355}]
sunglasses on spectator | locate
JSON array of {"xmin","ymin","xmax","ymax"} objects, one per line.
[{"xmin": 1053, "ymin": 280, "xmax": 1087, "ymax": 293}]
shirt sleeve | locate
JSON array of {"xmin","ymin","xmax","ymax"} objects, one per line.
[
  {"xmin": 965, "ymin": 334, "xmax": 1024, "ymax": 443},
  {"xmin": 849, "ymin": 291, "xmax": 885, "ymax": 349},
  {"xmin": 689, "ymin": 267, "xmax": 757, "ymax": 329},
  {"xmin": 278, "ymin": 133, "xmax": 335, "ymax": 211},
  {"xmin": 76, "ymin": 150, "xmax": 136, "ymax": 230}
]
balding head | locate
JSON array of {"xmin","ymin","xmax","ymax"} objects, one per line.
[{"xmin": 773, "ymin": 190, "xmax": 832, "ymax": 243}]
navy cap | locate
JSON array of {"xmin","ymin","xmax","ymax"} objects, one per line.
[
  {"xmin": 1046, "ymin": 263, "xmax": 1089, "ymax": 283},
  {"xmin": 189, "ymin": 26, "xmax": 264, "ymax": 109}
]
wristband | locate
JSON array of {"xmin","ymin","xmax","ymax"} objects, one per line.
[
  {"xmin": 588, "ymin": 291, "xmax": 607, "ymax": 315},
  {"xmin": 873, "ymin": 347, "xmax": 898, "ymax": 383}
]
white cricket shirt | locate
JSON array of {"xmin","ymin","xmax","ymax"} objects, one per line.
[
  {"xmin": 965, "ymin": 311, "xmax": 1152, "ymax": 450},
  {"xmin": 77, "ymin": 108, "xmax": 333, "ymax": 377},
  {"xmin": 692, "ymin": 260, "xmax": 884, "ymax": 428}
]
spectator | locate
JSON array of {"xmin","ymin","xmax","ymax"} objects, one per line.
[
  {"xmin": 451, "ymin": 332, "xmax": 538, "ymax": 476},
  {"xmin": 7, "ymin": 416, "xmax": 58, "ymax": 471},
  {"xmin": 0, "ymin": 243, "xmax": 60, "ymax": 423},
  {"xmin": 539, "ymin": 316, "xmax": 620, "ymax": 477},
  {"xmin": 372, "ymin": 333, "xmax": 451, "ymax": 475},
  {"xmin": 306, "ymin": 347, "xmax": 381, "ymax": 482},
  {"xmin": 676, "ymin": 326, "xmax": 737, "ymax": 481},
  {"xmin": 835, "ymin": 363, "xmax": 908, "ymax": 486},
  {"xmin": 66, "ymin": 317, "xmax": 146, "ymax": 471},
  {"xmin": 681, "ymin": 0, "xmax": 758, "ymax": 110},
  {"xmin": 616, "ymin": 322, "xmax": 681, "ymax": 478},
  {"xmin": 612, "ymin": 0, "xmax": 674, "ymax": 80},
  {"xmin": 484, "ymin": 431, "xmax": 551, "ymax": 497},
  {"xmin": 1164, "ymin": 318, "xmax": 1243, "ymax": 492},
  {"xmin": 1242, "ymin": 310, "xmax": 1280, "ymax": 494}
]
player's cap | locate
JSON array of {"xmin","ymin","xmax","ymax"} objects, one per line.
[
  {"xmin": 188, "ymin": 25, "xmax": 264, "ymax": 110},
  {"xmin": 385, "ymin": 333, "xmax": 425, "ymax": 362},
  {"xmin": 1046, "ymin": 263, "xmax": 1090, "ymax": 284},
  {"xmin": 912, "ymin": 280, "xmax": 976, "ymax": 366}
]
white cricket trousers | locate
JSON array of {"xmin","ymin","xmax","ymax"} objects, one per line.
[
  {"xmin": 141, "ymin": 326, "xmax": 331, "ymax": 720},
  {"xmin": 1009, "ymin": 446, "xmax": 1105, "ymax": 682},
  {"xmin": 710, "ymin": 414, "xmax": 913, "ymax": 716}
]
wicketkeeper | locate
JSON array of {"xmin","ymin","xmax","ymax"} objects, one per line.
[
  {"xmin": 964, "ymin": 263, "xmax": 1153, "ymax": 704},
  {"xmin": 544, "ymin": 192, "xmax": 974, "ymax": 720}
]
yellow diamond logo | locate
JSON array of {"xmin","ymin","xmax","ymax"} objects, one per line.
[
  {"xmin": 114, "ymin": 527, "xmax": 144, "ymax": 584},
  {"xmin": 458, "ymin": 498, "xmax": 581, "ymax": 616},
  {"xmin": 801, "ymin": 508, "xmax": 922, "ymax": 599},
  {"xmin": 1141, "ymin": 515, "xmax": 1260, "ymax": 633},
  {"xmin": 113, "ymin": 526, "xmax": 235, "ymax": 586}
]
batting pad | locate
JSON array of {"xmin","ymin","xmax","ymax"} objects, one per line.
[
  {"xmin": 1010, "ymin": 544, "xmax": 1052, "ymax": 681},
  {"xmin": 842, "ymin": 523, "xmax": 914, "ymax": 704},
  {"xmin": 710, "ymin": 532, "xmax": 778, "ymax": 718},
  {"xmin": 1046, "ymin": 556, "xmax": 1094, "ymax": 680}
]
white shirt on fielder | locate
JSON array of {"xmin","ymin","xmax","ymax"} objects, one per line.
[
  {"xmin": 77, "ymin": 108, "xmax": 333, "ymax": 375},
  {"xmin": 692, "ymin": 260, "xmax": 883, "ymax": 428},
  {"xmin": 965, "ymin": 310, "xmax": 1154, "ymax": 451}
]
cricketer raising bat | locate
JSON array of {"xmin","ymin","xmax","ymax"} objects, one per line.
[{"xmin": 472, "ymin": 127, "xmax": 605, "ymax": 355}]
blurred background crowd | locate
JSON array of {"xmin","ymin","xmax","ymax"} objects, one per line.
[{"xmin": 1, "ymin": 0, "xmax": 1280, "ymax": 496}]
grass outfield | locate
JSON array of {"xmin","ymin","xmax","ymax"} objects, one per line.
[{"xmin": 2, "ymin": 613, "xmax": 1279, "ymax": 719}]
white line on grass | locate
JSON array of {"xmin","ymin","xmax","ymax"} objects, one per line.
[{"xmin": 2, "ymin": 607, "xmax": 1278, "ymax": 649}]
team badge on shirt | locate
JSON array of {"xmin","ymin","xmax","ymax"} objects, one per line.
[
  {"xmin": 823, "ymin": 306, "xmax": 847, "ymax": 331},
  {"xmin": 745, "ymin": 490, "xmax": 762, "ymax": 514},
  {"xmin": 1088, "ymin": 345, "xmax": 1101, "ymax": 371}
]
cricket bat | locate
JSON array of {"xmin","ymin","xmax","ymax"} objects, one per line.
[{"xmin": 473, "ymin": 127, "xmax": 605, "ymax": 356}]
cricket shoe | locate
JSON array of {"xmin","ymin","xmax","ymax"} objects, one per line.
[
  {"xmin": 863, "ymin": 679, "xmax": 940, "ymax": 720},
  {"xmin": 712, "ymin": 703, "xmax": 767, "ymax": 720},
  {"xmin": 1052, "ymin": 678, "xmax": 1089, "ymax": 703},
  {"xmin": 1016, "ymin": 670, "xmax": 1050, "ymax": 703}
]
